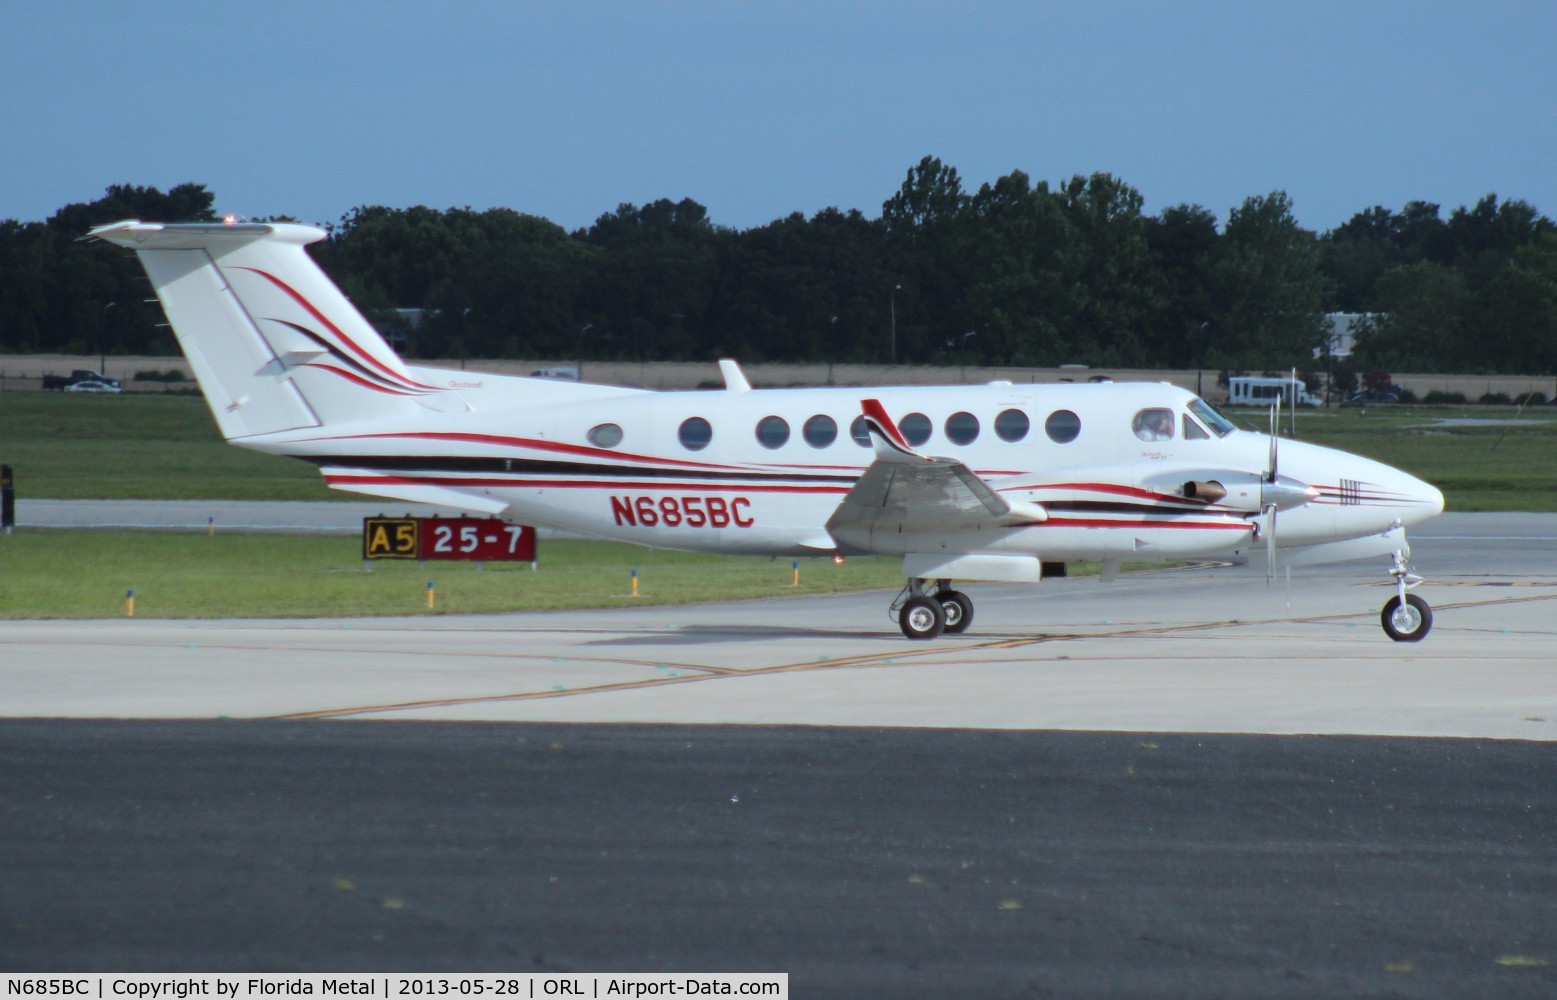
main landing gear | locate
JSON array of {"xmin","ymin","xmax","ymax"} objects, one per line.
[
  {"xmin": 1381, "ymin": 544, "xmax": 1432, "ymax": 642},
  {"xmin": 892, "ymin": 579, "xmax": 974, "ymax": 640}
]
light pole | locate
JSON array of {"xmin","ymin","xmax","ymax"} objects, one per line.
[
  {"xmin": 890, "ymin": 284, "xmax": 901, "ymax": 364},
  {"xmin": 959, "ymin": 330, "xmax": 976, "ymax": 381},
  {"xmin": 1196, "ymin": 321, "xmax": 1209, "ymax": 397},
  {"xmin": 100, "ymin": 302, "xmax": 116, "ymax": 377}
]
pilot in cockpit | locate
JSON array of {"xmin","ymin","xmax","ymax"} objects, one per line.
[{"xmin": 1132, "ymin": 408, "xmax": 1174, "ymax": 442}]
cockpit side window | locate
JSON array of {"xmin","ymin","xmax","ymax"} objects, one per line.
[
  {"xmin": 1188, "ymin": 398, "xmax": 1236, "ymax": 438},
  {"xmin": 1132, "ymin": 408, "xmax": 1175, "ymax": 442},
  {"xmin": 1182, "ymin": 414, "xmax": 1210, "ymax": 440}
]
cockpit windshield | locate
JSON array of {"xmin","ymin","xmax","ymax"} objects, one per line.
[{"xmin": 1188, "ymin": 398, "xmax": 1236, "ymax": 438}]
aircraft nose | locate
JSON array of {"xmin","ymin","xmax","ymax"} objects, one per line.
[
  {"xmin": 1416, "ymin": 476, "xmax": 1446, "ymax": 519},
  {"xmin": 1372, "ymin": 462, "xmax": 1444, "ymax": 525}
]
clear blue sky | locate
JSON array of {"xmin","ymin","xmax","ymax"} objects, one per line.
[{"xmin": 4, "ymin": 2, "xmax": 1553, "ymax": 234}]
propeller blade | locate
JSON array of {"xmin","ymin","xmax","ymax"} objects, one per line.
[
  {"xmin": 1265, "ymin": 505, "xmax": 1278, "ymax": 584},
  {"xmin": 1266, "ymin": 398, "xmax": 1281, "ymax": 482}
]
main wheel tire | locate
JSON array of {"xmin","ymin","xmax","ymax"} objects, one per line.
[
  {"xmin": 1381, "ymin": 593, "xmax": 1432, "ymax": 642},
  {"xmin": 935, "ymin": 590, "xmax": 974, "ymax": 634},
  {"xmin": 899, "ymin": 596, "xmax": 946, "ymax": 640}
]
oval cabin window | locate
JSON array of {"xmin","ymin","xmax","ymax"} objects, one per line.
[
  {"xmin": 995, "ymin": 408, "xmax": 1030, "ymax": 442},
  {"xmin": 755, "ymin": 415, "xmax": 790, "ymax": 449},
  {"xmin": 900, "ymin": 413, "xmax": 932, "ymax": 446},
  {"xmin": 587, "ymin": 423, "xmax": 623, "ymax": 449},
  {"xmin": 804, "ymin": 414, "xmax": 838, "ymax": 448},
  {"xmin": 679, "ymin": 416, "xmax": 713, "ymax": 451},
  {"xmin": 945, "ymin": 411, "xmax": 980, "ymax": 445},
  {"xmin": 1045, "ymin": 410, "xmax": 1081, "ymax": 444}
]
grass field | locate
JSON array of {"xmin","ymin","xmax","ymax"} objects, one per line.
[
  {"xmin": 0, "ymin": 531, "xmax": 902, "ymax": 619},
  {"xmin": 1235, "ymin": 405, "xmax": 1557, "ymax": 512},
  {"xmin": 0, "ymin": 392, "xmax": 322, "ymax": 499}
]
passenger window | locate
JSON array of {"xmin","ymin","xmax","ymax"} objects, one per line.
[
  {"xmin": 587, "ymin": 423, "xmax": 623, "ymax": 448},
  {"xmin": 1182, "ymin": 415, "xmax": 1210, "ymax": 440},
  {"xmin": 755, "ymin": 415, "xmax": 789, "ymax": 450},
  {"xmin": 1133, "ymin": 408, "xmax": 1175, "ymax": 442},
  {"xmin": 995, "ymin": 408, "xmax": 1030, "ymax": 442},
  {"xmin": 1045, "ymin": 410, "xmax": 1081, "ymax": 444},
  {"xmin": 803, "ymin": 414, "xmax": 837, "ymax": 448},
  {"xmin": 678, "ymin": 416, "xmax": 712, "ymax": 451},
  {"xmin": 900, "ymin": 412, "xmax": 932, "ymax": 447},
  {"xmin": 945, "ymin": 411, "xmax": 979, "ymax": 445},
  {"xmin": 849, "ymin": 415, "xmax": 871, "ymax": 446}
]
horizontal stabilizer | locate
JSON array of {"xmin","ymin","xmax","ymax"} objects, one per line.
[{"xmin": 325, "ymin": 476, "xmax": 509, "ymax": 515}]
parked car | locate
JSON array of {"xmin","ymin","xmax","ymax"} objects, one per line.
[
  {"xmin": 1347, "ymin": 389, "xmax": 1400, "ymax": 404},
  {"xmin": 43, "ymin": 369, "xmax": 123, "ymax": 391},
  {"xmin": 62, "ymin": 380, "xmax": 123, "ymax": 393}
]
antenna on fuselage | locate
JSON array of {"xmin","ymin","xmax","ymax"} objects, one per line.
[{"xmin": 718, "ymin": 359, "xmax": 751, "ymax": 393}]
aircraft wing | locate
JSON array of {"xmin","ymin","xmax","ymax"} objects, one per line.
[{"xmin": 825, "ymin": 400, "xmax": 1046, "ymax": 549}]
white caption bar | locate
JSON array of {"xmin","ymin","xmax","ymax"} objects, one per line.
[{"xmin": 0, "ymin": 976, "xmax": 786, "ymax": 1000}]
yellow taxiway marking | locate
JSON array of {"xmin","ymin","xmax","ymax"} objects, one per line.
[{"xmin": 273, "ymin": 589, "xmax": 1557, "ymax": 721}]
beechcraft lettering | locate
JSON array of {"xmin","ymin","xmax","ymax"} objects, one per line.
[{"xmin": 87, "ymin": 219, "xmax": 1445, "ymax": 641}]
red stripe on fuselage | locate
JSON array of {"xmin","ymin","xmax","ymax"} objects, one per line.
[
  {"xmin": 323, "ymin": 474, "xmax": 1251, "ymax": 530},
  {"xmin": 1005, "ymin": 481, "xmax": 1189, "ymax": 504},
  {"xmin": 323, "ymin": 474, "xmax": 850, "ymax": 494},
  {"xmin": 313, "ymin": 431, "xmax": 755, "ymax": 472},
  {"xmin": 1039, "ymin": 516, "xmax": 1252, "ymax": 531}
]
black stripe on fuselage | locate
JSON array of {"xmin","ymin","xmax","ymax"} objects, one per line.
[{"xmin": 294, "ymin": 454, "xmax": 861, "ymax": 483}]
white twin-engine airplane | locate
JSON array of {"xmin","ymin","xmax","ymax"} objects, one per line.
[{"xmin": 88, "ymin": 219, "xmax": 1445, "ymax": 641}]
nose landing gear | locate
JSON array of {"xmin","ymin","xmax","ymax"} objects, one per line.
[{"xmin": 1381, "ymin": 540, "xmax": 1432, "ymax": 642}]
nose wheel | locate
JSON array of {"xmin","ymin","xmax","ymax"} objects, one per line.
[{"xmin": 1381, "ymin": 593, "xmax": 1432, "ymax": 642}]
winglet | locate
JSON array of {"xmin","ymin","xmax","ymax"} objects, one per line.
[{"xmin": 860, "ymin": 398, "xmax": 920, "ymax": 460}]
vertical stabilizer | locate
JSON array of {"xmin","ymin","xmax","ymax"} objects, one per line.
[{"xmin": 87, "ymin": 220, "xmax": 436, "ymax": 440}]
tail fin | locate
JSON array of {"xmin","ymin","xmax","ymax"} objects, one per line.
[{"xmin": 86, "ymin": 220, "xmax": 438, "ymax": 440}]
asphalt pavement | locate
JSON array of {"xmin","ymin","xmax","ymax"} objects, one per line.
[{"xmin": 3, "ymin": 719, "xmax": 1555, "ymax": 998}]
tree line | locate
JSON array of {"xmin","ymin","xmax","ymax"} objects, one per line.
[{"xmin": 3, "ymin": 164, "xmax": 1555, "ymax": 374}]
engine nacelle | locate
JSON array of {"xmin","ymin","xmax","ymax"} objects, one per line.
[{"xmin": 1165, "ymin": 472, "xmax": 1316, "ymax": 514}]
